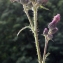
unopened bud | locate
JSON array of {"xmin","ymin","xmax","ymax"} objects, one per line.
[
  {"xmin": 43, "ymin": 28, "xmax": 48, "ymax": 35},
  {"xmin": 48, "ymin": 14, "xmax": 60, "ymax": 29},
  {"xmin": 48, "ymin": 21, "xmax": 56, "ymax": 30},
  {"xmin": 53, "ymin": 14, "xmax": 60, "ymax": 23}
]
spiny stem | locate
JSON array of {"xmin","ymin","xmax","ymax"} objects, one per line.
[
  {"xmin": 42, "ymin": 37, "xmax": 48, "ymax": 63},
  {"xmin": 33, "ymin": 7, "xmax": 42, "ymax": 63},
  {"xmin": 23, "ymin": 5, "xmax": 34, "ymax": 29}
]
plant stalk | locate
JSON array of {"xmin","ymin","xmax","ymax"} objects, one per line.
[
  {"xmin": 33, "ymin": 7, "xmax": 42, "ymax": 63},
  {"xmin": 42, "ymin": 37, "xmax": 48, "ymax": 63},
  {"xmin": 23, "ymin": 5, "xmax": 33, "ymax": 29}
]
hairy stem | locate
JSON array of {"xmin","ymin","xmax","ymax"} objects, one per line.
[
  {"xmin": 33, "ymin": 7, "xmax": 42, "ymax": 63},
  {"xmin": 23, "ymin": 5, "xmax": 34, "ymax": 29},
  {"xmin": 42, "ymin": 37, "xmax": 48, "ymax": 63}
]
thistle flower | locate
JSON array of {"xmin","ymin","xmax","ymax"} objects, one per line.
[
  {"xmin": 43, "ymin": 14, "xmax": 60, "ymax": 41},
  {"xmin": 48, "ymin": 14, "xmax": 60, "ymax": 30},
  {"xmin": 53, "ymin": 14, "xmax": 60, "ymax": 23}
]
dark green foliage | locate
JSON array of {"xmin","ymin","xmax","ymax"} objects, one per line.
[{"xmin": 0, "ymin": 0, "xmax": 63, "ymax": 63}]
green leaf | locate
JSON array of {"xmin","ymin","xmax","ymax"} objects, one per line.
[
  {"xmin": 45, "ymin": 52, "xmax": 50, "ymax": 59},
  {"xmin": 40, "ymin": 5, "xmax": 49, "ymax": 10}
]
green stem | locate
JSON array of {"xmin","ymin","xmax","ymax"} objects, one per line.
[
  {"xmin": 23, "ymin": 5, "xmax": 34, "ymax": 29},
  {"xmin": 42, "ymin": 37, "xmax": 48, "ymax": 63},
  {"xmin": 33, "ymin": 7, "xmax": 42, "ymax": 63}
]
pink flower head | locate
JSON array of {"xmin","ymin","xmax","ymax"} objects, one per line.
[
  {"xmin": 48, "ymin": 14, "xmax": 60, "ymax": 29},
  {"xmin": 52, "ymin": 14, "xmax": 60, "ymax": 24}
]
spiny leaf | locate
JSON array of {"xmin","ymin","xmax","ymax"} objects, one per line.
[
  {"xmin": 17, "ymin": 26, "xmax": 31, "ymax": 36},
  {"xmin": 45, "ymin": 52, "xmax": 50, "ymax": 59},
  {"xmin": 40, "ymin": 5, "xmax": 49, "ymax": 10}
]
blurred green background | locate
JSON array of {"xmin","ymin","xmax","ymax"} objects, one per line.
[{"xmin": 0, "ymin": 0, "xmax": 63, "ymax": 63}]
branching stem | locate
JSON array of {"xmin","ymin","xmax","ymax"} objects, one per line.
[{"xmin": 23, "ymin": 5, "xmax": 34, "ymax": 29}]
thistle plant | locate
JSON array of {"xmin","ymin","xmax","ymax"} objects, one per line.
[
  {"xmin": 10, "ymin": 0, "xmax": 60, "ymax": 63},
  {"xmin": 43, "ymin": 14, "xmax": 60, "ymax": 63}
]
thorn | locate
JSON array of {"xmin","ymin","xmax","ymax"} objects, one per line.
[{"xmin": 51, "ymin": 39, "xmax": 54, "ymax": 42}]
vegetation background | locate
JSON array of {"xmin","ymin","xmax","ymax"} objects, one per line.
[{"xmin": 0, "ymin": 0, "xmax": 63, "ymax": 63}]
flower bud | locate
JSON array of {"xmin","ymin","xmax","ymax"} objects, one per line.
[
  {"xmin": 48, "ymin": 14, "xmax": 60, "ymax": 29},
  {"xmin": 48, "ymin": 21, "xmax": 56, "ymax": 30},
  {"xmin": 43, "ymin": 28, "xmax": 48, "ymax": 35},
  {"xmin": 53, "ymin": 14, "xmax": 60, "ymax": 23}
]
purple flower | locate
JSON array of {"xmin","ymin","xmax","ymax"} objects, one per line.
[
  {"xmin": 52, "ymin": 14, "xmax": 60, "ymax": 24},
  {"xmin": 48, "ymin": 14, "xmax": 60, "ymax": 29},
  {"xmin": 43, "ymin": 28, "xmax": 48, "ymax": 35},
  {"xmin": 43, "ymin": 14, "xmax": 60, "ymax": 41}
]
